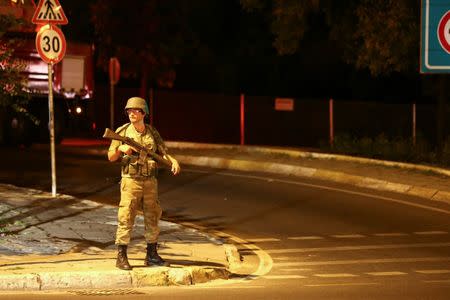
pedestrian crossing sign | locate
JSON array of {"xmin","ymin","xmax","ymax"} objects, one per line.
[{"xmin": 32, "ymin": 0, "xmax": 68, "ymax": 25}]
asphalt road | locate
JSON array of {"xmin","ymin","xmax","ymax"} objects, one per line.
[{"xmin": 0, "ymin": 146, "xmax": 449, "ymax": 299}]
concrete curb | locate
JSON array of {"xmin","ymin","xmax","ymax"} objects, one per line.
[
  {"xmin": 47, "ymin": 140, "xmax": 450, "ymax": 179},
  {"xmin": 166, "ymin": 141, "xmax": 450, "ymax": 178},
  {"xmin": 174, "ymin": 155, "xmax": 450, "ymax": 205},
  {"xmin": 224, "ymin": 244, "xmax": 242, "ymax": 272},
  {"xmin": 0, "ymin": 267, "xmax": 230, "ymax": 291},
  {"xmin": 44, "ymin": 141, "xmax": 450, "ymax": 205}
]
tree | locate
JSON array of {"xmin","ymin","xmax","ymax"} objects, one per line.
[
  {"xmin": 241, "ymin": 0, "xmax": 450, "ymax": 153},
  {"xmin": 240, "ymin": 0, "xmax": 419, "ymax": 77},
  {"xmin": 0, "ymin": 13, "xmax": 30, "ymax": 114},
  {"xmin": 90, "ymin": 0, "xmax": 195, "ymax": 92}
]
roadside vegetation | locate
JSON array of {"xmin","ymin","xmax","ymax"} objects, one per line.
[
  {"xmin": 321, "ymin": 132, "xmax": 450, "ymax": 167},
  {"xmin": 0, "ymin": 14, "xmax": 29, "ymax": 112}
]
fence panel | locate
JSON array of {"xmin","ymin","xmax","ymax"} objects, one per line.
[
  {"xmin": 153, "ymin": 90, "xmax": 240, "ymax": 143},
  {"xmin": 94, "ymin": 87, "xmax": 449, "ymax": 148},
  {"xmin": 245, "ymin": 96, "xmax": 328, "ymax": 147},
  {"xmin": 334, "ymin": 101, "xmax": 412, "ymax": 138}
]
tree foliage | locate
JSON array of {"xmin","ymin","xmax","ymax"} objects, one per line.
[
  {"xmin": 90, "ymin": 0, "xmax": 195, "ymax": 88},
  {"xmin": 351, "ymin": 0, "xmax": 418, "ymax": 75},
  {"xmin": 0, "ymin": 13, "xmax": 30, "ymax": 111},
  {"xmin": 240, "ymin": 0, "xmax": 419, "ymax": 77}
]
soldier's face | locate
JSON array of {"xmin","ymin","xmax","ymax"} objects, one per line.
[{"xmin": 126, "ymin": 108, "xmax": 145, "ymax": 123}]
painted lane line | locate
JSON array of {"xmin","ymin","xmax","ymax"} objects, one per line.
[
  {"xmin": 278, "ymin": 268, "xmax": 313, "ymax": 272},
  {"xmin": 331, "ymin": 234, "xmax": 366, "ymax": 239},
  {"xmin": 177, "ymin": 221, "xmax": 273, "ymax": 278},
  {"xmin": 264, "ymin": 275, "xmax": 307, "ymax": 279},
  {"xmin": 184, "ymin": 285, "xmax": 266, "ymax": 289},
  {"xmin": 288, "ymin": 236, "xmax": 324, "ymax": 240},
  {"xmin": 373, "ymin": 233, "xmax": 409, "ymax": 237},
  {"xmin": 415, "ymin": 269, "xmax": 450, "ymax": 274},
  {"xmin": 246, "ymin": 238, "xmax": 281, "ymax": 243},
  {"xmin": 272, "ymin": 257, "xmax": 295, "ymax": 261},
  {"xmin": 314, "ymin": 273, "xmax": 358, "ymax": 278},
  {"xmin": 275, "ymin": 257, "xmax": 450, "ymax": 267},
  {"xmin": 304, "ymin": 282, "xmax": 379, "ymax": 287},
  {"xmin": 366, "ymin": 271, "xmax": 407, "ymax": 276},
  {"xmin": 423, "ymin": 279, "xmax": 450, "ymax": 283},
  {"xmin": 414, "ymin": 231, "xmax": 448, "ymax": 235},
  {"xmin": 265, "ymin": 242, "xmax": 450, "ymax": 254}
]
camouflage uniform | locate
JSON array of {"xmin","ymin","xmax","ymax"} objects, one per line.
[{"xmin": 109, "ymin": 122, "xmax": 168, "ymax": 245}]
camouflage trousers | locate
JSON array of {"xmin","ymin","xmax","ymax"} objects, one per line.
[{"xmin": 115, "ymin": 177, "xmax": 162, "ymax": 245}]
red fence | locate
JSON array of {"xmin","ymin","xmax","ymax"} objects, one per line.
[{"xmin": 95, "ymin": 86, "xmax": 448, "ymax": 148}]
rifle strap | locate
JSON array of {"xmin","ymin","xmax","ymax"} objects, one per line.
[{"xmin": 116, "ymin": 123, "xmax": 131, "ymax": 137}]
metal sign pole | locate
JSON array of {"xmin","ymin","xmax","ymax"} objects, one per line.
[
  {"xmin": 412, "ymin": 102, "xmax": 416, "ymax": 147},
  {"xmin": 48, "ymin": 63, "xmax": 57, "ymax": 197},
  {"xmin": 110, "ymin": 80, "xmax": 115, "ymax": 129},
  {"xmin": 240, "ymin": 93, "xmax": 245, "ymax": 145},
  {"xmin": 33, "ymin": 1, "xmax": 68, "ymax": 198},
  {"xmin": 149, "ymin": 87, "xmax": 154, "ymax": 126},
  {"xmin": 329, "ymin": 98, "xmax": 334, "ymax": 148},
  {"xmin": 109, "ymin": 57, "xmax": 120, "ymax": 129}
]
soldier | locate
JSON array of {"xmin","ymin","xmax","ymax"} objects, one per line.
[{"xmin": 108, "ymin": 97, "xmax": 180, "ymax": 270}]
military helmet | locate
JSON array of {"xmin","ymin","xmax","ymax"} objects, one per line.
[{"xmin": 125, "ymin": 97, "xmax": 149, "ymax": 114}]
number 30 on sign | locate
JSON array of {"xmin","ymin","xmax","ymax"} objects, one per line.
[{"xmin": 35, "ymin": 24, "xmax": 66, "ymax": 64}]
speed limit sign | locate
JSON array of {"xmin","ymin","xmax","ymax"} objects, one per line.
[
  {"xmin": 35, "ymin": 24, "xmax": 66, "ymax": 64},
  {"xmin": 438, "ymin": 10, "xmax": 450, "ymax": 54}
]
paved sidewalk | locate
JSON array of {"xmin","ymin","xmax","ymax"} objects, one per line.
[{"xmin": 0, "ymin": 184, "xmax": 230, "ymax": 291}]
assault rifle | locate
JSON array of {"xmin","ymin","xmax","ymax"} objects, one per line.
[{"xmin": 102, "ymin": 128, "xmax": 172, "ymax": 168}]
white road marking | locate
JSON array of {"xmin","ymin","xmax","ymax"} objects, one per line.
[
  {"xmin": 266, "ymin": 242, "xmax": 450, "ymax": 254},
  {"xmin": 181, "ymin": 169, "xmax": 450, "ymax": 285},
  {"xmin": 186, "ymin": 169, "xmax": 450, "ymax": 216},
  {"xmin": 366, "ymin": 271, "xmax": 407, "ymax": 276},
  {"xmin": 304, "ymin": 282, "xmax": 379, "ymax": 287},
  {"xmin": 278, "ymin": 268, "xmax": 313, "ymax": 272},
  {"xmin": 423, "ymin": 279, "xmax": 450, "ymax": 283},
  {"xmin": 414, "ymin": 231, "xmax": 448, "ymax": 235},
  {"xmin": 373, "ymin": 233, "xmax": 409, "ymax": 237},
  {"xmin": 177, "ymin": 221, "xmax": 273, "ymax": 279},
  {"xmin": 264, "ymin": 275, "xmax": 307, "ymax": 279},
  {"xmin": 288, "ymin": 236, "xmax": 324, "ymax": 240},
  {"xmin": 247, "ymin": 238, "xmax": 281, "ymax": 243},
  {"xmin": 415, "ymin": 269, "xmax": 450, "ymax": 274},
  {"xmin": 331, "ymin": 234, "xmax": 366, "ymax": 238},
  {"xmin": 272, "ymin": 257, "xmax": 294, "ymax": 261},
  {"xmin": 314, "ymin": 273, "xmax": 358, "ymax": 278},
  {"xmin": 184, "ymin": 285, "xmax": 266, "ymax": 289},
  {"xmin": 275, "ymin": 257, "xmax": 450, "ymax": 267}
]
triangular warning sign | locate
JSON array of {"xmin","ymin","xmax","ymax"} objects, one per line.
[{"xmin": 32, "ymin": 0, "xmax": 68, "ymax": 25}]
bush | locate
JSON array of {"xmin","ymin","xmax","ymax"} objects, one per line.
[
  {"xmin": 441, "ymin": 136, "xmax": 450, "ymax": 165},
  {"xmin": 323, "ymin": 132, "xmax": 449, "ymax": 167}
]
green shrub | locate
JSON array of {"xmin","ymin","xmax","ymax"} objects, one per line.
[
  {"xmin": 322, "ymin": 132, "xmax": 450, "ymax": 167},
  {"xmin": 372, "ymin": 133, "xmax": 391, "ymax": 158},
  {"xmin": 441, "ymin": 136, "xmax": 450, "ymax": 165}
]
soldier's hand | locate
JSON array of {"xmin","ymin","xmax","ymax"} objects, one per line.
[
  {"xmin": 118, "ymin": 145, "xmax": 134, "ymax": 155},
  {"xmin": 171, "ymin": 160, "xmax": 181, "ymax": 175}
]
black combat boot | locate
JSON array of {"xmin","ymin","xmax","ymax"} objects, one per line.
[
  {"xmin": 144, "ymin": 243, "xmax": 170, "ymax": 267},
  {"xmin": 116, "ymin": 245, "xmax": 132, "ymax": 270}
]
